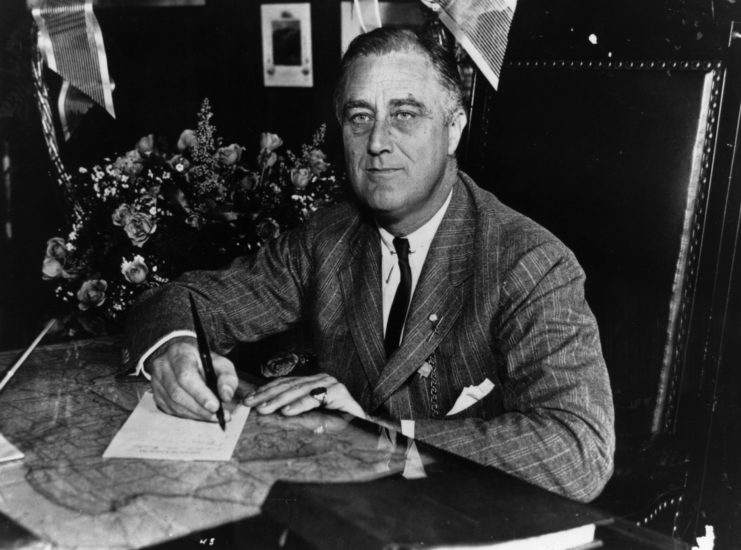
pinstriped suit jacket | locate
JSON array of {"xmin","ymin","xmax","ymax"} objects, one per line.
[{"xmin": 127, "ymin": 171, "xmax": 615, "ymax": 502}]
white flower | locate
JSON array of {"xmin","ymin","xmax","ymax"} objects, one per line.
[{"xmin": 120, "ymin": 255, "xmax": 149, "ymax": 284}]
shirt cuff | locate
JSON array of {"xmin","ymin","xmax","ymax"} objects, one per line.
[
  {"xmin": 134, "ymin": 330, "xmax": 197, "ymax": 379},
  {"xmin": 400, "ymin": 419, "xmax": 415, "ymax": 440}
]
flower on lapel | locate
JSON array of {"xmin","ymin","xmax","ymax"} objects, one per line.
[
  {"xmin": 261, "ymin": 352, "xmax": 300, "ymax": 377},
  {"xmin": 256, "ymin": 218, "xmax": 281, "ymax": 240}
]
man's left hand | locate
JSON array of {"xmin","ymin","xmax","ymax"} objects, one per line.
[{"xmin": 243, "ymin": 373, "xmax": 367, "ymax": 419}]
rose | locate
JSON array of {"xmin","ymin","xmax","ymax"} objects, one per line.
[
  {"xmin": 240, "ymin": 173, "xmax": 258, "ymax": 192},
  {"xmin": 309, "ymin": 149, "xmax": 329, "ymax": 175},
  {"xmin": 259, "ymin": 132, "xmax": 283, "ymax": 153},
  {"xmin": 258, "ymin": 149, "xmax": 278, "ymax": 169},
  {"xmin": 258, "ymin": 133, "xmax": 282, "ymax": 170},
  {"xmin": 121, "ymin": 255, "xmax": 149, "ymax": 284},
  {"xmin": 41, "ymin": 237, "xmax": 70, "ymax": 280},
  {"xmin": 41, "ymin": 257, "xmax": 65, "ymax": 280},
  {"xmin": 136, "ymin": 134, "xmax": 155, "ymax": 156},
  {"xmin": 111, "ymin": 203, "xmax": 133, "ymax": 227},
  {"xmin": 114, "ymin": 150, "xmax": 144, "ymax": 176},
  {"xmin": 77, "ymin": 279, "xmax": 108, "ymax": 310},
  {"xmin": 290, "ymin": 167, "xmax": 311, "ymax": 189},
  {"xmin": 123, "ymin": 212, "xmax": 157, "ymax": 247},
  {"xmin": 177, "ymin": 129, "xmax": 197, "ymax": 151},
  {"xmin": 256, "ymin": 218, "xmax": 281, "ymax": 240},
  {"xmin": 217, "ymin": 143, "xmax": 244, "ymax": 166},
  {"xmin": 45, "ymin": 237, "xmax": 68, "ymax": 263}
]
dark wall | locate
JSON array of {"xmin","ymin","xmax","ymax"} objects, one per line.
[{"xmin": 67, "ymin": 0, "xmax": 383, "ymax": 166}]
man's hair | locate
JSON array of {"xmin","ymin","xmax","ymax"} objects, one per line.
[{"xmin": 333, "ymin": 25, "xmax": 464, "ymax": 121}]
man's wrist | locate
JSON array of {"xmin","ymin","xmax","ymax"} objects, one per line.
[
  {"xmin": 144, "ymin": 335, "xmax": 197, "ymax": 373},
  {"xmin": 135, "ymin": 330, "xmax": 197, "ymax": 378}
]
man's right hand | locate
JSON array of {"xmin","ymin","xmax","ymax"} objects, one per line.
[{"xmin": 147, "ymin": 338, "xmax": 239, "ymax": 422}]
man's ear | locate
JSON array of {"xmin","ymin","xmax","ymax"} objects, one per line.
[{"xmin": 447, "ymin": 107, "xmax": 468, "ymax": 156}]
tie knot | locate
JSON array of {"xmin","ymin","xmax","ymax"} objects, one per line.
[{"xmin": 393, "ymin": 238, "xmax": 410, "ymax": 261}]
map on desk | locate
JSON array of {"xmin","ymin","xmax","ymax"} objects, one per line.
[
  {"xmin": 0, "ymin": 433, "xmax": 23, "ymax": 462},
  {"xmin": 102, "ymin": 391, "xmax": 250, "ymax": 461},
  {"xmin": 0, "ymin": 340, "xmax": 421, "ymax": 549}
]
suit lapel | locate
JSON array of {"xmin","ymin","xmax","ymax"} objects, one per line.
[
  {"xmin": 339, "ymin": 220, "xmax": 387, "ymax": 389},
  {"xmin": 371, "ymin": 182, "xmax": 476, "ymax": 412}
]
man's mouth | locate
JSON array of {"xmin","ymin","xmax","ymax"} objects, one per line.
[{"xmin": 366, "ymin": 167, "xmax": 401, "ymax": 174}]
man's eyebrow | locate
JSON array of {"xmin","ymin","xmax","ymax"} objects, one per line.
[
  {"xmin": 342, "ymin": 99, "xmax": 373, "ymax": 114},
  {"xmin": 388, "ymin": 98, "xmax": 428, "ymax": 111}
]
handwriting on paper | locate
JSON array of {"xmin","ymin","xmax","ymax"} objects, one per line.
[{"xmin": 102, "ymin": 391, "xmax": 249, "ymax": 461}]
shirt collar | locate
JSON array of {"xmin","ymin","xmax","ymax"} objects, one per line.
[{"xmin": 378, "ymin": 189, "xmax": 453, "ymax": 254}]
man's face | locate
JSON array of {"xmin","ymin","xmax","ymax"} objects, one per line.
[{"xmin": 340, "ymin": 50, "xmax": 466, "ymax": 235}]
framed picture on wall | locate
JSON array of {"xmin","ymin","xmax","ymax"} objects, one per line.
[
  {"xmin": 340, "ymin": 1, "xmax": 424, "ymax": 55},
  {"xmin": 261, "ymin": 3, "xmax": 314, "ymax": 87}
]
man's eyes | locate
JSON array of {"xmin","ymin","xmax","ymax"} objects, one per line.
[
  {"xmin": 392, "ymin": 111, "xmax": 416, "ymax": 121},
  {"xmin": 346, "ymin": 111, "xmax": 417, "ymax": 125},
  {"xmin": 349, "ymin": 113, "xmax": 373, "ymax": 125}
]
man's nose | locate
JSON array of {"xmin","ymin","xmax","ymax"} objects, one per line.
[{"xmin": 367, "ymin": 119, "xmax": 393, "ymax": 155}]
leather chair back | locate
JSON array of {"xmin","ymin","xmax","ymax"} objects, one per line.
[
  {"xmin": 465, "ymin": 59, "xmax": 721, "ymax": 438},
  {"xmin": 462, "ymin": 59, "xmax": 724, "ymax": 530}
]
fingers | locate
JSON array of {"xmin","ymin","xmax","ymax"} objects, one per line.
[
  {"xmin": 212, "ymin": 354, "xmax": 238, "ymax": 402},
  {"xmin": 149, "ymin": 341, "xmax": 236, "ymax": 423},
  {"xmin": 245, "ymin": 373, "xmax": 333, "ymax": 415},
  {"xmin": 243, "ymin": 374, "xmax": 366, "ymax": 418},
  {"xmin": 150, "ymin": 375, "xmax": 220, "ymax": 422}
]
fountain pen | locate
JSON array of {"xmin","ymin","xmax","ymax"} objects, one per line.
[{"xmin": 188, "ymin": 293, "xmax": 226, "ymax": 431}]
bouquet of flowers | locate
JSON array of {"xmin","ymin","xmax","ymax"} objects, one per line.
[{"xmin": 41, "ymin": 99, "xmax": 344, "ymax": 336}]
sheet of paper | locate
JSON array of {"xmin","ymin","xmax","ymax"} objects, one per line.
[
  {"xmin": 103, "ymin": 391, "xmax": 249, "ymax": 461},
  {"xmin": 0, "ymin": 433, "xmax": 23, "ymax": 463}
]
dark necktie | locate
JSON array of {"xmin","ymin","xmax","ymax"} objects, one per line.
[{"xmin": 385, "ymin": 238, "xmax": 412, "ymax": 357}]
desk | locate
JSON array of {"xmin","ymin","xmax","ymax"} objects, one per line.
[{"xmin": 0, "ymin": 339, "xmax": 687, "ymax": 549}]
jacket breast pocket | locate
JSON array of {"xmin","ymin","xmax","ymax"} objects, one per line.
[{"xmin": 444, "ymin": 378, "xmax": 503, "ymax": 420}]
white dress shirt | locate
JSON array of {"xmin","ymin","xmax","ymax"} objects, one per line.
[{"xmin": 378, "ymin": 189, "xmax": 453, "ymax": 339}]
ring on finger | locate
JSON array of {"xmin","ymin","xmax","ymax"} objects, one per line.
[{"xmin": 309, "ymin": 386, "xmax": 328, "ymax": 408}]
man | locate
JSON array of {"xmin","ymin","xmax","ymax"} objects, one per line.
[{"xmin": 127, "ymin": 26, "xmax": 615, "ymax": 502}]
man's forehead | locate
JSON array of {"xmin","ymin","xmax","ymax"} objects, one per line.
[{"xmin": 340, "ymin": 52, "xmax": 444, "ymax": 108}]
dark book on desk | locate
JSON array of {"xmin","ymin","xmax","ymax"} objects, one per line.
[
  {"xmin": 263, "ymin": 470, "xmax": 611, "ymax": 550},
  {"xmin": 0, "ymin": 509, "xmax": 41, "ymax": 550}
]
